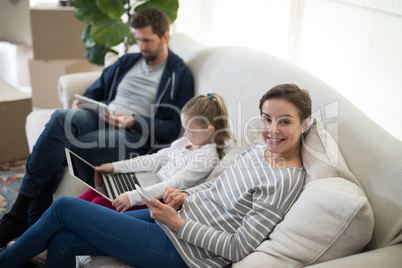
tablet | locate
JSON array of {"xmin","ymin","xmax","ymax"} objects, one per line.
[
  {"xmin": 74, "ymin": 94, "xmax": 113, "ymax": 115},
  {"xmin": 135, "ymin": 184, "xmax": 154, "ymax": 202}
]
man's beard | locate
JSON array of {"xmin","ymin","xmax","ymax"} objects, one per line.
[{"xmin": 142, "ymin": 41, "xmax": 164, "ymax": 64}]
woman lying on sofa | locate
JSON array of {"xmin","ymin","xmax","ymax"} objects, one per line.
[{"xmin": 0, "ymin": 84, "xmax": 311, "ymax": 268}]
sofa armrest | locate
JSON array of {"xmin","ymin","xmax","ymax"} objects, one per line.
[
  {"xmin": 306, "ymin": 244, "xmax": 402, "ymax": 268},
  {"xmin": 58, "ymin": 71, "xmax": 102, "ymax": 109}
]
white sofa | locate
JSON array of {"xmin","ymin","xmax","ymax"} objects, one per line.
[{"xmin": 25, "ymin": 34, "xmax": 402, "ymax": 267}]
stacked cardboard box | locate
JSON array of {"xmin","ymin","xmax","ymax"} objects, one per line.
[
  {"xmin": 29, "ymin": 3, "xmax": 102, "ymax": 109},
  {"xmin": 0, "ymin": 79, "xmax": 32, "ymax": 162}
]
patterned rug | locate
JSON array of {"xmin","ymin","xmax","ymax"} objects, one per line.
[{"xmin": 0, "ymin": 159, "xmax": 26, "ymax": 217}]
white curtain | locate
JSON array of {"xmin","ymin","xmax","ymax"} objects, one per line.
[
  {"xmin": 296, "ymin": 0, "xmax": 402, "ymax": 141},
  {"xmin": 174, "ymin": 0, "xmax": 402, "ymax": 141}
]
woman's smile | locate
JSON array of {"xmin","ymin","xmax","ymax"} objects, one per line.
[{"xmin": 267, "ymin": 136, "xmax": 285, "ymax": 145}]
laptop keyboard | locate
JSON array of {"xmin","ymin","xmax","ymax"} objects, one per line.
[
  {"xmin": 105, "ymin": 173, "xmax": 139, "ymax": 200},
  {"xmin": 117, "ymin": 173, "xmax": 135, "ymax": 192}
]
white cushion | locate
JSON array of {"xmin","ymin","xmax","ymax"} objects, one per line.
[
  {"xmin": 83, "ymin": 256, "xmax": 134, "ymax": 267},
  {"xmin": 233, "ymin": 178, "xmax": 374, "ymax": 267},
  {"xmin": 25, "ymin": 109, "xmax": 57, "ymax": 152},
  {"xmin": 301, "ymin": 118, "xmax": 361, "ymax": 186}
]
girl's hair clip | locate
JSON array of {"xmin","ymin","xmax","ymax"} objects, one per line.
[{"xmin": 207, "ymin": 93, "xmax": 213, "ymax": 99}]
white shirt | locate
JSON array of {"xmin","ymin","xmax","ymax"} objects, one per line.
[{"xmin": 112, "ymin": 137, "xmax": 219, "ymax": 206}]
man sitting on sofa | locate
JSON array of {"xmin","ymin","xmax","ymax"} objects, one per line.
[{"xmin": 0, "ymin": 7, "xmax": 194, "ymax": 248}]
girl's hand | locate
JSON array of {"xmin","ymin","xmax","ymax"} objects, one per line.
[
  {"xmin": 112, "ymin": 193, "xmax": 132, "ymax": 212},
  {"xmin": 94, "ymin": 164, "xmax": 114, "ymax": 187},
  {"xmin": 144, "ymin": 198, "xmax": 185, "ymax": 233},
  {"xmin": 95, "ymin": 163, "xmax": 114, "ymax": 174},
  {"xmin": 93, "ymin": 170, "xmax": 104, "ymax": 187},
  {"xmin": 163, "ymin": 188, "xmax": 189, "ymax": 210}
]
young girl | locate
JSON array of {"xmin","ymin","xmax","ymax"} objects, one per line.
[{"xmin": 79, "ymin": 93, "xmax": 232, "ymax": 212}]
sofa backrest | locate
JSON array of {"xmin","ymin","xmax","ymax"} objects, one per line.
[{"xmin": 169, "ymin": 33, "xmax": 402, "ymax": 250}]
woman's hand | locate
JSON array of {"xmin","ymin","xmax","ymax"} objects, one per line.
[
  {"xmin": 163, "ymin": 188, "xmax": 189, "ymax": 211},
  {"xmin": 145, "ymin": 198, "xmax": 185, "ymax": 233},
  {"xmin": 100, "ymin": 113, "xmax": 135, "ymax": 129},
  {"xmin": 112, "ymin": 193, "xmax": 132, "ymax": 212}
]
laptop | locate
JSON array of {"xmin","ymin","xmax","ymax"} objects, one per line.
[
  {"xmin": 65, "ymin": 148, "xmax": 160, "ymax": 202},
  {"xmin": 74, "ymin": 94, "xmax": 113, "ymax": 115}
]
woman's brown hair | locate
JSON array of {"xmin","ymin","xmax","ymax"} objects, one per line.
[{"xmin": 259, "ymin": 84, "xmax": 312, "ymax": 121}]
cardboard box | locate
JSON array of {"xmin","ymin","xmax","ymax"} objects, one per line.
[
  {"xmin": 29, "ymin": 58, "xmax": 102, "ymax": 109},
  {"xmin": 0, "ymin": 0, "xmax": 32, "ymax": 45},
  {"xmin": 0, "ymin": 78, "xmax": 32, "ymax": 163},
  {"xmin": 30, "ymin": 3, "xmax": 86, "ymax": 59},
  {"xmin": 15, "ymin": 43, "xmax": 33, "ymax": 87}
]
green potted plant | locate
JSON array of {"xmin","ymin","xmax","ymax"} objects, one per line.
[{"xmin": 74, "ymin": 0, "xmax": 179, "ymax": 65}]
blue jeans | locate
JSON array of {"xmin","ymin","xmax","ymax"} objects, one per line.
[
  {"xmin": 0, "ymin": 197, "xmax": 187, "ymax": 268},
  {"xmin": 20, "ymin": 109, "xmax": 150, "ymax": 225}
]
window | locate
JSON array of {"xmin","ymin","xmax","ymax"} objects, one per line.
[{"xmin": 174, "ymin": 0, "xmax": 402, "ymax": 140}]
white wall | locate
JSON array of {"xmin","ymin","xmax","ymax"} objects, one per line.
[{"xmin": 173, "ymin": 0, "xmax": 402, "ymax": 141}]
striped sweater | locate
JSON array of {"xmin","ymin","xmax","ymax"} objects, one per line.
[{"xmin": 158, "ymin": 143, "xmax": 306, "ymax": 268}]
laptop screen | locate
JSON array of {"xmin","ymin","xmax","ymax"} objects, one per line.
[{"xmin": 69, "ymin": 151, "xmax": 96, "ymax": 188}]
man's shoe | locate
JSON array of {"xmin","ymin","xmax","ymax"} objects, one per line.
[{"xmin": 0, "ymin": 212, "xmax": 28, "ymax": 247}]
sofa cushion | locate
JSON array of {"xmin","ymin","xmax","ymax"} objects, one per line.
[
  {"xmin": 233, "ymin": 177, "xmax": 374, "ymax": 268},
  {"xmin": 25, "ymin": 109, "xmax": 57, "ymax": 152},
  {"xmin": 301, "ymin": 117, "xmax": 361, "ymax": 186}
]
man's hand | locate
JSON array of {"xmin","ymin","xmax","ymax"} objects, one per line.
[
  {"xmin": 144, "ymin": 198, "xmax": 185, "ymax": 233},
  {"xmin": 101, "ymin": 113, "xmax": 135, "ymax": 129},
  {"xmin": 112, "ymin": 193, "xmax": 132, "ymax": 212},
  {"xmin": 71, "ymin": 99, "xmax": 83, "ymax": 109},
  {"xmin": 163, "ymin": 188, "xmax": 189, "ymax": 211}
]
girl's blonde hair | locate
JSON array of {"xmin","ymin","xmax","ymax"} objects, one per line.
[{"xmin": 182, "ymin": 93, "xmax": 232, "ymax": 157}]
